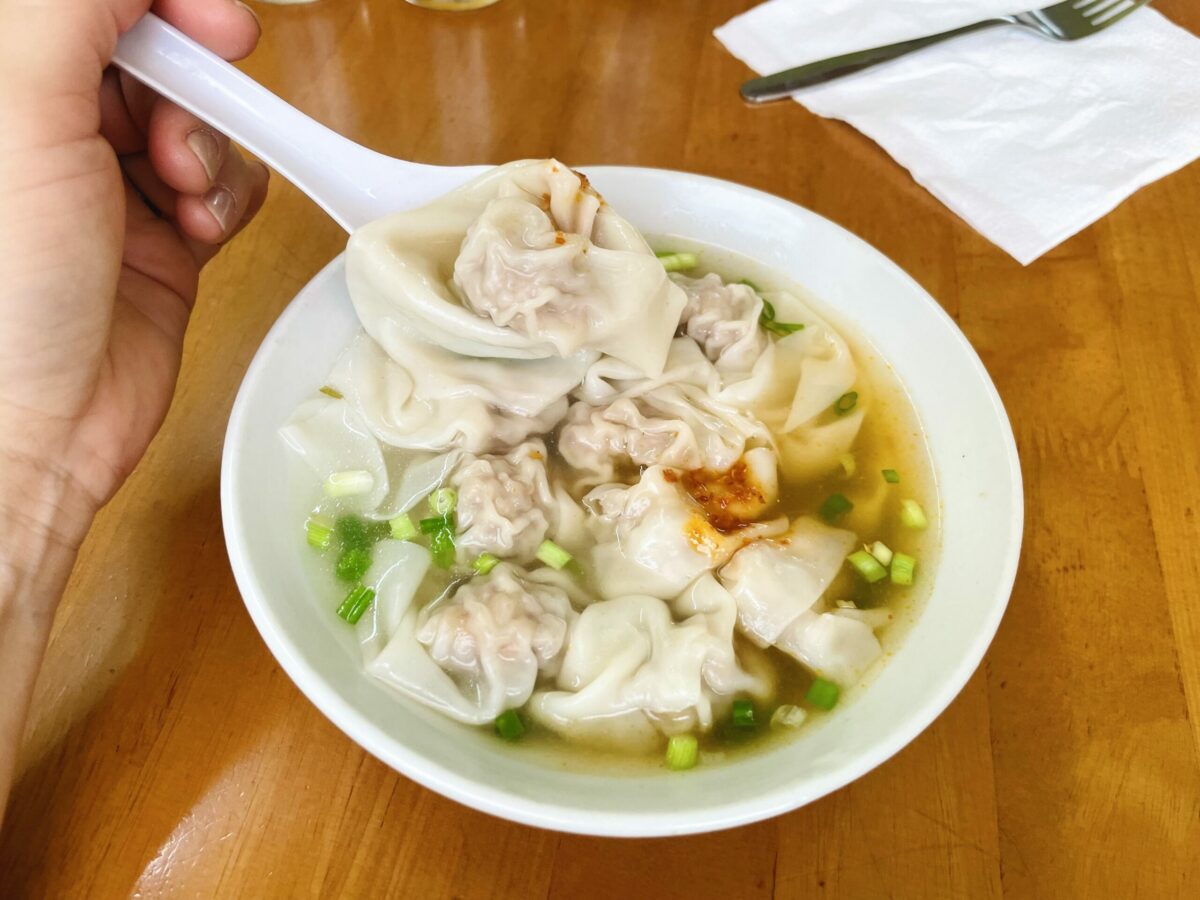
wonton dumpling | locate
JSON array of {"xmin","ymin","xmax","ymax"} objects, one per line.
[
  {"xmin": 417, "ymin": 564, "xmax": 577, "ymax": 717},
  {"xmin": 452, "ymin": 440, "xmax": 589, "ymax": 564},
  {"xmin": 773, "ymin": 405, "xmax": 864, "ymax": 483},
  {"xmin": 719, "ymin": 519, "xmax": 882, "ymax": 685},
  {"xmin": 347, "ymin": 159, "xmax": 686, "ymax": 376},
  {"xmin": 719, "ymin": 518, "xmax": 855, "ymax": 645},
  {"xmin": 559, "ymin": 338, "xmax": 771, "ymax": 485},
  {"xmin": 364, "ymin": 560, "xmax": 577, "ymax": 725},
  {"xmin": 529, "ymin": 585, "xmax": 771, "ymax": 748},
  {"xmin": 585, "ymin": 466, "xmax": 787, "ymax": 600},
  {"xmin": 775, "ymin": 613, "xmax": 884, "ymax": 688},
  {"xmin": 329, "ymin": 331, "xmax": 584, "ymax": 454},
  {"xmin": 672, "ymin": 272, "xmax": 768, "ymax": 379},
  {"xmin": 670, "ymin": 574, "xmax": 776, "ymax": 703},
  {"xmin": 696, "ymin": 281, "xmax": 865, "ymax": 481}
]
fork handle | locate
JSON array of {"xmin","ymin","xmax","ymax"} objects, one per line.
[{"xmin": 740, "ymin": 17, "xmax": 1015, "ymax": 104}]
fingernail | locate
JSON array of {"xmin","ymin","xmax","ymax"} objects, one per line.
[
  {"xmin": 203, "ymin": 185, "xmax": 236, "ymax": 233},
  {"xmin": 234, "ymin": 1, "xmax": 261, "ymax": 32},
  {"xmin": 187, "ymin": 129, "xmax": 221, "ymax": 181}
]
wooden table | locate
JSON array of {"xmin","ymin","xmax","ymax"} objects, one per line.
[{"xmin": 4, "ymin": 0, "xmax": 1199, "ymax": 895}]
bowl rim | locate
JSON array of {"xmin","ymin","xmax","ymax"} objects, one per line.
[{"xmin": 221, "ymin": 165, "xmax": 1023, "ymax": 837}]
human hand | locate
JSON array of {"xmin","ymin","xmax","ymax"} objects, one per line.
[{"xmin": 0, "ymin": 0, "xmax": 269, "ymax": 545}]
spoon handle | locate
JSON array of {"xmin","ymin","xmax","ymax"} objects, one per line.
[{"xmin": 113, "ymin": 14, "xmax": 458, "ymax": 231}]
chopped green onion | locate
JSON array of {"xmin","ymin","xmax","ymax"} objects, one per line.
[
  {"xmin": 839, "ymin": 453, "xmax": 857, "ymax": 477},
  {"xmin": 882, "ymin": 468, "xmax": 901, "ymax": 484},
  {"xmin": 389, "ymin": 512, "xmax": 418, "ymax": 541},
  {"xmin": 758, "ymin": 298, "xmax": 805, "ymax": 337},
  {"xmin": 806, "ymin": 678, "xmax": 840, "ymax": 711},
  {"xmin": 771, "ymin": 704, "xmax": 808, "ymax": 729},
  {"xmin": 869, "ymin": 541, "xmax": 893, "ymax": 567},
  {"xmin": 834, "ymin": 599, "xmax": 858, "ymax": 609},
  {"xmin": 736, "ymin": 277, "xmax": 762, "ymax": 292},
  {"xmin": 819, "ymin": 493, "xmax": 854, "ymax": 523},
  {"xmin": 833, "ymin": 392, "xmax": 858, "ymax": 415},
  {"xmin": 665, "ymin": 734, "xmax": 699, "ymax": 771},
  {"xmin": 428, "ymin": 487, "xmax": 457, "ymax": 516},
  {"xmin": 323, "ymin": 469, "xmax": 374, "ymax": 498},
  {"xmin": 765, "ymin": 320, "xmax": 805, "ymax": 336},
  {"xmin": 336, "ymin": 516, "xmax": 389, "ymax": 548},
  {"xmin": 319, "ymin": 385, "xmax": 343, "ymax": 399},
  {"xmin": 731, "ymin": 698, "xmax": 756, "ymax": 729},
  {"xmin": 419, "ymin": 514, "xmax": 456, "ymax": 535},
  {"xmin": 335, "ymin": 547, "xmax": 372, "ymax": 582},
  {"xmin": 891, "ymin": 552, "xmax": 917, "ymax": 586},
  {"xmin": 430, "ymin": 528, "xmax": 456, "ymax": 569},
  {"xmin": 846, "ymin": 549, "xmax": 887, "ymax": 583},
  {"xmin": 472, "ymin": 552, "xmax": 500, "ymax": 575},
  {"xmin": 494, "ymin": 709, "xmax": 525, "ymax": 741},
  {"xmin": 336, "ymin": 515, "xmax": 372, "ymax": 550},
  {"xmin": 536, "ymin": 539, "xmax": 573, "ymax": 570},
  {"xmin": 655, "ymin": 251, "xmax": 699, "ymax": 272},
  {"xmin": 305, "ymin": 517, "xmax": 334, "ymax": 550},
  {"xmin": 336, "ymin": 584, "xmax": 375, "ymax": 624},
  {"xmin": 899, "ymin": 499, "xmax": 929, "ymax": 530}
]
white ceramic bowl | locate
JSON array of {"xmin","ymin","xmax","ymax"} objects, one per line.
[{"xmin": 221, "ymin": 168, "xmax": 1022, "ymax": 837}]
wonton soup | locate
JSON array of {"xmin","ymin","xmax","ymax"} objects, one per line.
[{"xmin": 281, "ymin": 160, "xmax": 939, "ymax": 771}]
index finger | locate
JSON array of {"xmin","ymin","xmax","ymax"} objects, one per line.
[{"xmin": 150, "ymin": 0, "xmax": 261, "ymax": 62}]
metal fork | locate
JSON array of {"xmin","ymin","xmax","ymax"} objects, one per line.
[{"xmin": 741, "ymin": 0, "xmax": 1154, "ymax": 104}]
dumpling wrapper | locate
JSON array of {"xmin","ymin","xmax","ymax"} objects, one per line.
[
  {"xmin": 328, "ymin": 330, "xmax": 586, "ymax": 453},
  {"xmin": 346, "ymin": 159, "xmax": 686, "ymax": 376},
  {"xmin": 452, "ymin": 440, "xmax": 555, "ymax": 564},
  {"xmin": 775, "ymin": 613, "xmax": 884, "ymax": 686},
  {"xmin": 585, "ymin": 465, "xmax": 787, "ymax": 601},
  {"xmin": 529, "ymin": 582, "xmax": 771, "ymax": 748},
  {"xmin": 670, "ymin": 574, "xmax": 776, "ymax": 704},
  {"xmin": 722, "ymin": 290, "xmax": 864, "ymax": 480},
  {"xmin": 362, "ymin": 559, "xmax": 577, "ymax": 725},
  {"xmin": 719, "ymin": 517, "xmax": 856, "ymax": 646},
  {"xmin": 451, "ymin": 440, "xmax": 592, "ymax": 565},
  {"xmin": 357, "ymin": 540, "xmax": 434, "ymax": 661},
  {"xmin": 718, "ymin": 519, "xmax": 883, "ymax": 685},
  {"xmin": 280, "ymin": 395, "xmax": 390, "ymax": 511},
  {"xmin": 281, "ymin": 393, "xmax": 462, "ymax": 520},
  {"xmin": 559, "ymin": 338, "xmax": 772, "ymax": 486},
  {"xmin": 671, "ymin": 272, "xmax": 768, "ymax": 380},
  {"xmin": 667, "ymin": 273, "xmax": 864, "ymax": 482}
]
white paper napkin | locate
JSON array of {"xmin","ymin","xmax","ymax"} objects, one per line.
[{"xmin": 715, "ymin": 1, "xmax": 1200, "ymax": 264}]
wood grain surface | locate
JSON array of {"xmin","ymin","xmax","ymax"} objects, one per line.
[{"xmin": 3, "ymin": 0, "xmax": 1199, "ymax": 896}]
